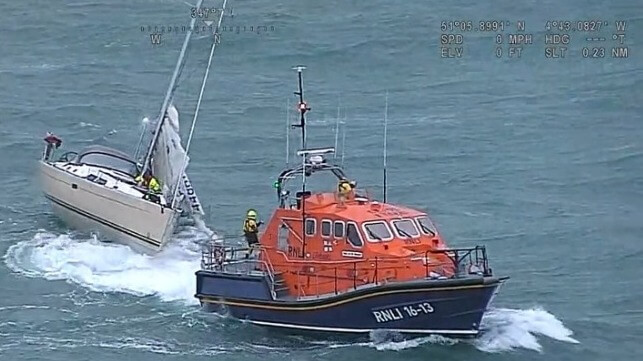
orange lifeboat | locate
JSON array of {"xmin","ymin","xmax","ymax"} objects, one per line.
[{"xmin": 195, "ymin": 67, "xmax": 508, "ymax": 336}]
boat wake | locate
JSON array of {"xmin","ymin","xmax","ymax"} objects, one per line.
[
  {"xmin": 3, "ymin": 230, "xmax": 579, "ymax": 354},
  {"xmin": 324, "ymin": 307, "xmax": 579, "ymax": 353},
  {"xmin": 3, "ymin": 228, "xmax": 210, "ymax": 305}
]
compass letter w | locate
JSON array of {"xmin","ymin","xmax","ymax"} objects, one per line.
[{"xmin": 150, "ymin": 33, "xmax": 162, "ymax": 45}]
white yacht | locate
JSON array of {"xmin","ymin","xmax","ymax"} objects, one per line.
[
  {"xmin": 39, "ymin": 143, "xmax": 179, "ymax": 254},
  {"xmin": 38, "ymin": 0, "xmax": 227, "ymax": 253}
]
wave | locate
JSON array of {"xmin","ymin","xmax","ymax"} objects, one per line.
[
  {"xmin": 313, "ymin": 307, "xmax": 578, "ymax": 353},
  {"xmin": 474, "ymin": 307, "xmax": 579, "ymax": 352},
  {"xmin": 3, "ymin": 228, "xmax": 209, "ymax": 305}
]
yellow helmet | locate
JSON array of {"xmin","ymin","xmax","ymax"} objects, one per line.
[{"xmin": 246, "ymin": 209, "xmax": 258, "ymax": 219}]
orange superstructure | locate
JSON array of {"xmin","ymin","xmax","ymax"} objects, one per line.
[{"xmin": 257, "ymin": 180, "xmax": 458, "ymax": 298}]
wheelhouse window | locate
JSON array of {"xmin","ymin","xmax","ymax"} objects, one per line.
[
  {"xmin": 416, "ymin": 216, "xmax": 437, "ymax": 236},
  {"xmin": 321, "ymin": 220, "xmax": 332, "ymax": 237},
  {"xmin": 333, "ymin": 221, "xmax": 345, "ymax": 238},
  {"xmin": 391, "ymin": 219, "xmax": 420, "ymax": 238},
  {"xmin": 305, "ymin": 219, "xmax": 316, "ymax": 236},
  {"xmin": 78, "ymin": 152, "xmax": 138, "ymax": 177},
  {"xmin": 362, "ymin": 221, "xmax": 393, "ymax": 242},
  {"xmin": 346, "ymin": 222, "xmax": 363, "ymax": 247}
]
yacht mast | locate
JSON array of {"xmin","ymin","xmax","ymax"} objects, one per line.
[
  {"xmin": 170, "ymin": 0, "xmax": 228, "ymax": 208},
  {"xmin": 140, "ymin": 0, "xmax": 206, "ymax": 176}
]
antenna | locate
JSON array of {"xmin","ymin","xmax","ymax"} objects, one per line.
[
  {"xmin": 133, "ymin": 117, "xmax": 149, "ymax": 160},
  {"xmin": 383, "ymin": 90, "xmax": 389, "ymax": 203},
  {"xmin": 292, "ymin": 65, "xmax": 309, "ymax": 150},
  {"xmin": 285, "ymin": 97, "xmax": 290, "ymax": 166},
  {"xmin": 334, "ymin": 95, "xmax": 341, "ymax": 159},
  {"xmin": 341, "ymin": 114, "xmax": 347, "ymax": 166},
  {"xmin": 300, "ymin": 144, "xmax": 307, "ymax": 259}
]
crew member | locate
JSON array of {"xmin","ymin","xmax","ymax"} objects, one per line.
[
  {"xmin": 136, "ymin": 170, "xmax": 162, "ymax": 194},
  {"xmin": 43, "ymin": 132, "xmax": 62, "ymax": 161},
  {"xmin": 243, "ymin": 209, "xmax": 263, "ymax": 258},
  {"xmin": 337, "ymin": 178, "xmax": 356, "ymax": 203}
]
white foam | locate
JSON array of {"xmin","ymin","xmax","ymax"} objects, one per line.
[
  {"xmin": 474, "ymin": 307, "xmax": 579, "ymax": 353},
  {"xmin": 3, "ymin": 228, "xmax": 209, "ymax": 305},
  {"xmin": 78, "ymin": 122, "xmax": 100, "ymax": 128},
  {"xmin": 320, "ymin": 308, "xmax": 578, "ymax": 353}
]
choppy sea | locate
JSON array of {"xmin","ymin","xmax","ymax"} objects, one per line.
[{"xmin": 1, "ymin": 0, "xmax": 642, "ymax": 360}]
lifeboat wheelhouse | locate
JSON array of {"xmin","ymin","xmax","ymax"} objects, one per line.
[{"xmin": 259, "ymin": 147, "xmax": 459, "ymax": 299}]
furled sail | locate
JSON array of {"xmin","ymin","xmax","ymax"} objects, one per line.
[
  {"xmin": 151, "ymin": 105, "xmax": 184, "ymax": 198},
  {"xmin": 150, "ymin": 104, "xmax": 205, "ymax": 216}
]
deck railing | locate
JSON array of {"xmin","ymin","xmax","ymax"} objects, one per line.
[
  {"xmin": 201, "ymin": 243, "xmax": 492, "ymax": 300},
  {"xmin": 201, "ymin": 242, "xmax": 278, "ymax": 299}
]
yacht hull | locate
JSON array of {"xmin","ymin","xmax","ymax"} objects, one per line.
[{"xmin": 39, "ymin": 161, "xmax": 178, "ymax": 254}]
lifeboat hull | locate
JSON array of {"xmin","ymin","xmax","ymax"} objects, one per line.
[{"xmin": 195, "ymin": 271, "xmax": 505, "ymax": 337}]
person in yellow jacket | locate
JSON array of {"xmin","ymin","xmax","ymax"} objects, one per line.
[
  {"xmin": 337, "ymin": 178, "xmax": 356, "ymax": 204},
  {"xmin": 135, "ymin": 170, "xmax": 162, "ymax": 194},
  {"xmin": 243, "ymin": 209, "xmax": 263, "ymax": 258}
]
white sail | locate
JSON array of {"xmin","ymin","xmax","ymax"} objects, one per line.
[
  {"xmin": 151, "ymin": 104, "xmax": 205, "ymax": 216},
  {"xmin": 152, "ymin": 104, "xmax": 185, "ymax": 197}
]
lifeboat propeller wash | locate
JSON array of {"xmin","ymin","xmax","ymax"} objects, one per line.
[{"xmin": 195, "ymin": 66, "xmax": 509, "ymax": 336}]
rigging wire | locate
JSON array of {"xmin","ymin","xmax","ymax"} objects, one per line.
[
  {"xmin": 170, "ymin": 0, "xmax": 228, "ymax": 208},
  {"xmin": 140, "ymin": 0, "xmax": 206, "ymax": 176}
]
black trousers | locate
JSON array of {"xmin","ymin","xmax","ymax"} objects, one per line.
[
  {"xmin": 244, "ymin": 232, "xmax": 258, "ymax": 258},
  {"xmin": 245, "ymin": 232, "xmax": 258, "ymax": 246}
]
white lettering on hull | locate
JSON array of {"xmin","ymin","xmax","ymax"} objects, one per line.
[{"xmin": 372, "ymin": 302, "xmax": 434, "ymax": 323}]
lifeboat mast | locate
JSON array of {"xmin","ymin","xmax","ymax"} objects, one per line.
[
  {"xmin": 282, "ymin": 66, "xmax": 344, "ymax": 258},
  {"xmin": 292, "ymin": 66, "xmax": 310, "ymax": 258}
]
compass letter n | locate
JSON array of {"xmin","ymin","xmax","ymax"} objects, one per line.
[{"xmin": 150, "ymin": 33, "xmax": 162, "ymax": 45}]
